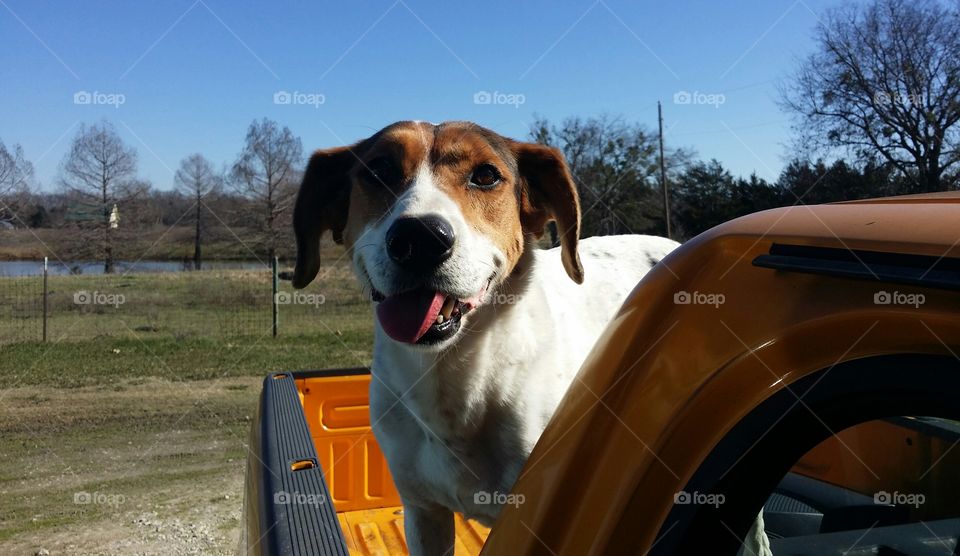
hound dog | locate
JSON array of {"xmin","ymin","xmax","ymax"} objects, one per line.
[{"xmin": 292, "ymin": 121, "xmax": 767, "ymax": 555}]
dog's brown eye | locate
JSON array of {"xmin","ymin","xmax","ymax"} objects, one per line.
[
  {"xmin": 470, "ymin": 164, "xmax": 500, "ymax": 189},
  {"xmin": 365, "ymin": 156, "xmax": 401, "ymax": 186}
]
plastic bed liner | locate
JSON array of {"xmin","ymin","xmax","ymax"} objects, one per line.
[{"xmin": 245, "ymin": 370, "xmax": 490, "ymax": 555}]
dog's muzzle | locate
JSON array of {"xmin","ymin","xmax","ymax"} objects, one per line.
[{"xmin": 372, "ymin": 215, "xmax": 489, "ymax": 345}]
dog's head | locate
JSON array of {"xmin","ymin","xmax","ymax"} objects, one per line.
[{"xmin": 293, "ymin": 120, "xmax": 582, "ymax": 348}]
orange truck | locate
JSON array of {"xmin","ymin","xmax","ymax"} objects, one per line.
[{"xmin": 244, "ymin": 192, "xmax": 960, "ymax": 555}]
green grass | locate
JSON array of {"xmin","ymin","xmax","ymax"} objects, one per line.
[
  {"xmin": 0, "ymin": 332, "xmax": 371, "ymax": 388},
  {"xmin": 0, "ymin": 249, "xmax": 367, "ymax": 344},
  {"xmin": 0, "ymin": 258, "xmax": 373, "ymax": 552}
]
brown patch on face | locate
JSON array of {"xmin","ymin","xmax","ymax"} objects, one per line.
[
  {"xmin": 339, "ymin": 121, "xmax": 526, "ymax": 276},
  {"xmin": 342, "ymin": 121, "xmax": 432, "ymax": 248},
  {"xmin": 429, "ymin": 123, "xmax": 525, "ymax": 275}
]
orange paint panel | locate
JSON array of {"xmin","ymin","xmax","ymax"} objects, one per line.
[
  {"xmin": 297, "ymin": 374, "xmax": 403, "ymax": 512},
  {"xmin": 356, "ymin": 522, "xmax": 388, "ymax": 556},
  {"xmin": 297, "ymin": 374, "xmax": 490, "ymax": 553},
  {"xmin": 337, "ymin": 507, "xmax": 488, "ymax": 556},
  {"xmin": 324, "ymin": 403, "xmax": 370, "ymax": 430},
  {"xmin": 366, "ymin": 437, "xmax": 387, "ymax": 498}
]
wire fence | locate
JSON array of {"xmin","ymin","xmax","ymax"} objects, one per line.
[{"xmin": 0, "ymin": 258, "xmax": 367, "ymax": 345}]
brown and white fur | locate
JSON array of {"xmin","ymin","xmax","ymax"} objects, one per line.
[{"xmin": 292, "ymin": 121, "xmax": 764, "ymax": 555}]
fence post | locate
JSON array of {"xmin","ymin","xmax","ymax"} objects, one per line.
[
  {"xmin": 42, "ymin": 257, "xmax": 48, "ymax": 343},
  {"xmin": 272, "ymin": 256, "xmax": 279, "ymax": 337}
]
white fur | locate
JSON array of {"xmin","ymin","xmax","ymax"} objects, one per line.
[
  {"xmin": 361, "ymin": 226, "xmax": 678, "ymax": 554},
  {"xmin": 352, "ymin": 162, "xmax": 502, "ymax": 305}
]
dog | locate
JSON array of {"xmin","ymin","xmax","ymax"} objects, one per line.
[{"xmin": 292, "ymin": 121, "xmax": 759, "ymax": 555}]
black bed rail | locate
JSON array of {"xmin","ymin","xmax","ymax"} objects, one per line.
[{"xmin": 243, "ymin": 372, "xmax": 349, "ymax": 556}]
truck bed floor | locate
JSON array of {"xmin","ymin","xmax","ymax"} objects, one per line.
[{"xmin": 337, "ymin": 507, "xmax": 489, "ymax": 555}]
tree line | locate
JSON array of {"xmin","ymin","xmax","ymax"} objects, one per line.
[
  {"xmin": 1, "ymin": 0, "xmax": 957, "ymax": 270},
  {"xmin": 1, "ymin": 118, "xmax": 302, "ymax": 272},
  {"xmin": 530, "ymin": 115, "xmax": 935, "ymax": 242}
]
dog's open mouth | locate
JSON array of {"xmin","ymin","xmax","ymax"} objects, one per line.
[{"xmin": 372, "ymin": 289, "xmax": 479, "ymax": 345}]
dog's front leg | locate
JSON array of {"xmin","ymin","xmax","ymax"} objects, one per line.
[
  {"xmin": 744, "ymin": 511, "xmax": 772, "ymax": 556},
  {"xmin": 403, "ymin": 502, "xmax": 454, "ymax": 556}
]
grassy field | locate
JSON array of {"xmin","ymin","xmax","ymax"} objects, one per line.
[
  {"xmin": 0, "ymin": 253, "xmax": 373, "ymax": 554},
  {"xmin": 0, "ymin": 242, "xmax": 365, "ymax": 346},
  {"xmin": 0, "ymin": 226, "xmax": 290, "ymax": 261}
]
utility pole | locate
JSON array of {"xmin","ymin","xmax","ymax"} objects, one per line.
[{"xmin": 658, "ymin": 101, "xmax": 672, "ymax": 239}]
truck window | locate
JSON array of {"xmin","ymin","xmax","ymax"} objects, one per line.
[
  {"xmin": 651, "ymin": 355, "xmax": 960, "ymax": 556},
  {"xmin": 754, "ymin": 416, "xmax": 960, "ymax": 555}
]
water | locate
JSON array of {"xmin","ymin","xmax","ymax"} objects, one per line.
[{"xmin": 0, "ymin": 259, "xmax": 268, "ymax": 276}]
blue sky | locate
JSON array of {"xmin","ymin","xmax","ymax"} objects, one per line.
[{"xmin": 1, "ymin": 0, "xmax": 835, "ymax": 191}]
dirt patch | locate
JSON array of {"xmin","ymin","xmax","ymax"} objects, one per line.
[{"xmin": 0, "ymin": 377, "xmax": 261, "ymax": 555}]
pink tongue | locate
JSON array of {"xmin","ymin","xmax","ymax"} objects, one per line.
[{"xmin": 376, "ymin": 289, "xmax": 446, "ymax": 343}]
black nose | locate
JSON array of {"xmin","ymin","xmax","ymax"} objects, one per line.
[{"xmin": 385, "ymin": 215, "xmax": 455, "ymax": 271}]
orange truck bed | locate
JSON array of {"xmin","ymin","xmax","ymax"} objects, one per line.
[
  {"xmin": 242, "ymin": 368, "xmax": 488, "ymax": 556},
  {"xmin": 296, "ymin": 370, "xmax": 489, "ymax": 555}
]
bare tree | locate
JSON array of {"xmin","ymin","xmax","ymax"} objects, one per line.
[
  {"xmin": 0, "ymin": 139, "xmax": 35, "ymax": 224},
  {"xmin": 781, "ymin": 0, "xmax": 960, "ymax": 191},
  {"xmin": 531, "ymin": 115, "xmax": 693, "ymax": 238},
  {"xmin": 174, "ymin": 153, "xmax": 221, "ymax": 270},
  {"xmin": 58, "ymin": 121, "xmax": 144, "ymax": 273},
  {"xmin": 230, "ymin": 118, "xmax": 302, "ymax": 259}
]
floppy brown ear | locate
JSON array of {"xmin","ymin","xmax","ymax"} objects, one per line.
[
  {"xmin": 514, "ymin": 142, "xmax": 584, "ymax": 284},
  {"xmin": 292, "ymin": 146, "xmax": 358, "ymax": 289}
]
